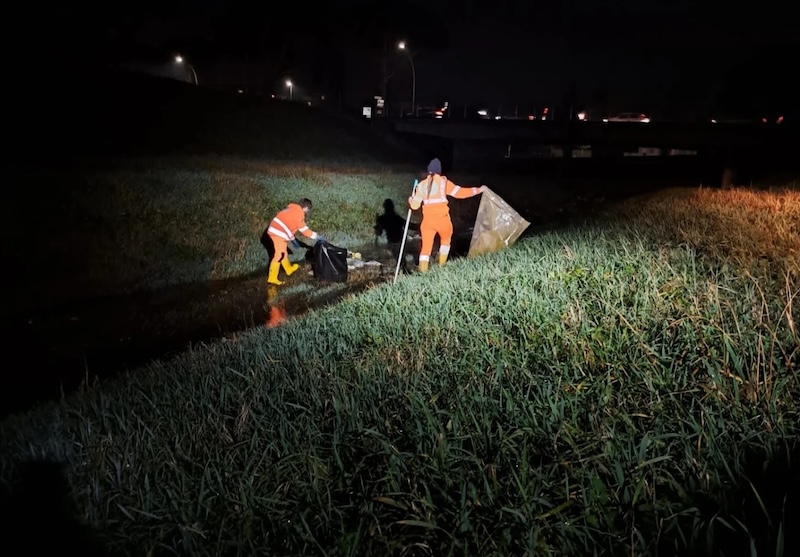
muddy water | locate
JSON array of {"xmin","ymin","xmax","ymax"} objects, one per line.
[{"xmin": 2, "ymin": 236, "xmax": 443, "ymax": 418}]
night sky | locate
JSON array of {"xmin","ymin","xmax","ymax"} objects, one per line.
[{"xmin": 23, "ymin": 0, "xmax": 797, "ymax": 118}]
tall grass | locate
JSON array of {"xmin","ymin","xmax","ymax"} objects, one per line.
[{"xmin": 1, "ymin": 186, "xmax": 798, "ymax": 556}]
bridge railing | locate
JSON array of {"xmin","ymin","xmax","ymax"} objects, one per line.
[
  {"xmin": 377, "ymin": 103, "xmax": 793, "ymax": 125},
  {"xmin": 380, "ymin": 102, "xmax": 572, "ymax": 122}
]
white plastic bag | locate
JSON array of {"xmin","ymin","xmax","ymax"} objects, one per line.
[{"xmin": 468, "ymin": 188, "xmax": 531, "ymax": 257}]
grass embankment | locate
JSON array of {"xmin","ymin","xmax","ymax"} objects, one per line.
[
  {"xmin": 1, "ymin": 186, "xmax": 798, "ymax": 556},
  {"xmin": 5, "ymin": 157, "xmax": 416, "ymax": 312},
  {"xmin": 17, "ymin": 69, "xmax": 417, "ymax": 165}
]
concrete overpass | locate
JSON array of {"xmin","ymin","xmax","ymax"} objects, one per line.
[
  {"xmin": 382, "ymin": 119, "xmax": 800, "ymax": 173},
  {"xmin": 392, "ymin": 119, "xmax": 796, "ymax": 146}
]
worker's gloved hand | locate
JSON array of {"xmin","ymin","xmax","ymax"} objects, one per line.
[
  {"xmin": 317, "ymin": 235, "xmax": 327, "ymax": 244},
  {"xmin": 479, "ymin": 185, "xmax": 488, "ymax": 193},
  {"xmin": 290, "ymin": 239, "xmax": 302, "ymax": 250}
]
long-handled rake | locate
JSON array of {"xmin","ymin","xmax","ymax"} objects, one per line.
[{"xmin": 393, "ymin": 179, "xmax": 418, "ymax": 284}]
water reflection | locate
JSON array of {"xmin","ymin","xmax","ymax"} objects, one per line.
[{"xmin": 265, "ymin": 285, "xmax": 288, "ymax": 328}]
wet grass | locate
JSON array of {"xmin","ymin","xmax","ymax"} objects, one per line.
[{"xmin": 1, "ymin": 185, "xmax": 798, "ymax": 556}]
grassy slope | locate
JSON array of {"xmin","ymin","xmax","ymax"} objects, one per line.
[
  {"xmin": 16, "ymin": 69, "xmax": 416, "ymax": 165},
  {"xmin": 1, "ymin": 186, "xmax": 798, "ymax": 556},
  {"xmin": 8, "ymin": 159, "xmax": 416, "ymax": 306}
]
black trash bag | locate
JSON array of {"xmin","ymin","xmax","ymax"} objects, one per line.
[{"xmin": 312, "ymin": 240, "xmax": 348, "ymax": 282}]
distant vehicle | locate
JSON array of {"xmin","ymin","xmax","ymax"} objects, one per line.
[
  {"xmin": 410, "ymin": 102, "xmax": 449, "ymax": 119},
  {"xmin": 602, "ymin": 112, "xmax": 650, "ymax": 123},
  {"xmin": 710, "ymin": 118, "xmax": 752, "ymax": 124}
]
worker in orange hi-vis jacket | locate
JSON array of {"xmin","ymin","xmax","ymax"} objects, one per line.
[
  {"xmin": 261, "ymin": 198, "xmax": 326, "ymax": 285},
  {"xmin": 408, "ymin": 158, "xmax": 486, "ymax": 272}
]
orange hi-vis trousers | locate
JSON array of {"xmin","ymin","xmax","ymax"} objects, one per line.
[{"xmin": 419, "ymin": 214, "xmax": 453, "ymax": 263}]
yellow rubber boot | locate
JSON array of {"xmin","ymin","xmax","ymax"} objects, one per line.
[
  {"xmin": 438, "ymin": 253, "xmax": 448, "ymax": 267},
  {"xmin": 418, "ymin": 259, "xmax": 429, "ymax": 273},
  {"xmin": 281, "ymin": 258, "xmax": 300, "ymax": 276},
  {"xmin": 267, "ymin": 262, "xmax": 284, "ymax": 285}
]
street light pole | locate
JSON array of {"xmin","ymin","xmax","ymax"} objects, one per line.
[
  {"xmin": 174, "ymin": 55, "xmax": 198, "ymax": 85},
  {"xmin": 286, "ymin": 79, "xmax": 293, "ymax": 101},
  {"xmin": 398, "ymin": 42, "xmax": 416, "ymax": 117}
]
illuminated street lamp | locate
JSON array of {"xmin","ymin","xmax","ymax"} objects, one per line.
[
  {"xmin": 398, "ymin": 41, "xmax": 416, "ymax": 117},
  {"xmin": 285, "ymin": 79, "xmax": 293, "ymax": 100},
  {"xmin": 174, "ymin": 54, "xmax": 198, "ymax": 85}
]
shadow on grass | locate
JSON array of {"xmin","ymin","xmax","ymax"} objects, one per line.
[
  {"xmin": 659, "ymin": 444, "xmax": 800, "ymax": 557},
  {"xmin": 0, "ymin": 439, "xmax": 795, "ymax": 556},
  {"xmin": 0, "ymin": 460, "xmax": 109, "ymax": 556}
]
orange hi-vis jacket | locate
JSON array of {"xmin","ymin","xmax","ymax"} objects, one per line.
[
  {"xmin": 267, "ymin": 203, "xmax": 318, "ymax": 242},
  {"xmin": 409, "ymin": 174, "xmax": 482, "ymax": 218}
]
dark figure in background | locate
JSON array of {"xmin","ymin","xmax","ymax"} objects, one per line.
[
  {"xmin": 374, "ymin": 199, "xmax": 406, "ymax": 244},
  {"xmin": 374, "ymin": 198, "xmax": 417, "ymax": 273}
]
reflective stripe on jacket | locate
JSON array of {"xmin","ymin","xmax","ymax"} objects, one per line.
[
  {"xmin": 267, "ymin": 203, "xmax": 317, "ymax": 241},
  {"xmin": 409, "ymin": 174, "xmax": 482, "ymax": 218}
]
